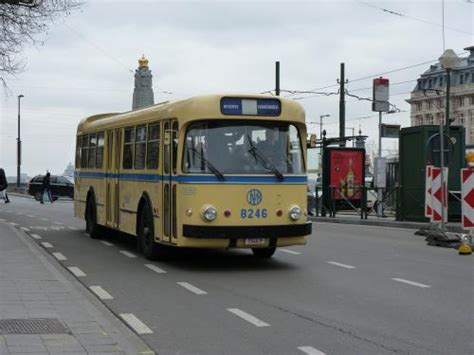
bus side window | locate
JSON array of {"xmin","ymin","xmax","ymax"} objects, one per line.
[
  {"xmin": 135, "ymin": 126, "xmax": 147, "ymax": 169},
  {"xmin": 123, "ymin": 127, "xmax": 135, "ymax": 169},
  {"xmin": 88, "ymin": 133, "xmax": 97, "ymax": 169},
  {"xmin": 76, "ymin": 136, "xmax": 81, "ymax": 169},
  {"xmin": 96, "ymin": 132, "xmax": 105, "ymax": 169},
  {"xmin": 147, "ymin": 123, "xmax": 160, "ymax": 169},
  {"xmin": 81, "ymin": 134, "xmax": 89, "ymax": 168}
]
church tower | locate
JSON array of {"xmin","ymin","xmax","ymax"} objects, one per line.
[{"xmin": 132, "ymin": 55, "xmax": 154, "ymax": 110}]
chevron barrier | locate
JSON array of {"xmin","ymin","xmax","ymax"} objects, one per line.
[
  {"xmin": 431, "ymin": 167, "xmax": 448, "ymax": 223},
  {"xmin": 461, "ymin": 168, "xmax": 474, "ymax": 229},
  {"xmin": 425, "ymin": 165, "xmax": 433, "ymax": 218}
]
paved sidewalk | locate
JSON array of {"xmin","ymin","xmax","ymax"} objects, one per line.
[{"xmin": 0, "ymin": 222, "xmax": 154, "ymax": 354}]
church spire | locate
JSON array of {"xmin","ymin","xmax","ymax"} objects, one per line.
[{"xmin": 132, "ymin": 55, "xmax": 154, "ymax": 110}]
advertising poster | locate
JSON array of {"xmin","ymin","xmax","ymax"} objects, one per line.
[{"xmin": 329, "ymin": 149, "xmax": 364, "ymax": 200}]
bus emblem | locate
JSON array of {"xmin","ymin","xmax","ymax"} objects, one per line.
[{"xmin": 247, "ymin": 189, "xmax": 263, "ymax": 206}]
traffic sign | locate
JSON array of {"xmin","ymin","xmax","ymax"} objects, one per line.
[
  {"xmin": 461, "ymin": 168, "xmax": 474, "ymax": 229},
  {"xmin": 431, "ymin": 167, "xmax": 448, "ymax": 223}
]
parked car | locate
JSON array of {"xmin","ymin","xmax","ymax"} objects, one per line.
[
  {"xmin": 28, "ymin": 175, "xmax": 74, "ymax": 200},
  {"xmin": 307, "ymin": 174, "xmax": 322, "ymax": 216}
]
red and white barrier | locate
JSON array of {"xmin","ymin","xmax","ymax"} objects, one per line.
[
  {"xmin": 431, "ymin": 167, "xmax": 448, "ymax": 223},
  {"xmin": 425, "ymin": 165, "xmax": 433, "ymax": 218},
  {"xmin": 461, "ymin": 168, "xmax": 474, "ymax": 229}
]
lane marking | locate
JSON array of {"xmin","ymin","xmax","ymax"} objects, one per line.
[
  {"xmin": 68, "ymin": 226, "xmax": 79, "ymax": 231},
  {"xmin": 41, "ymin": 218, "xmax": 48, "ymax": 221},
  {"xmin": 145, "ymin": 264, "xmax": 166, "ymax": 274},
  {"xmin": 90, "ymin": 286, "xmax": 113, "ymax": 300},
  {"xmin": 298, "ymin": 346, "xmax": 326, "ymax": 355},
  {"xmin": 392, "ymin": 278, "xmax": 431, "ymax": 288},
  {"xmin": 20, "ymin": 227, "xmax": 30, "ymax": 232},
  {"xmin": 54, "ymin": 222, "xmax": 63, "ymax": 225},
  {"xmin": 327, "ymin": 261, "xmax": 356, "ymax": 269},
  {"xmin": 9, "ymin": 222, "xmax": 18, "ymax": 226},
  {"xmin": 41, "ymin": 242, "xmax": 53, "ymax": 248},
  {"xmin": 52, "ymin": 252, "xmax": 67, "ymax": 261},
  {"xmin": 31, "ymin": 234, "xmax": 42, "ymax": 240},
  {"xmin": 226, "ymin": 308, "xmax": 270, "ymax": 327},
  {"xmin": 280, "ymin": 248, "xmax": 302, "ymax": 255},
  {"xmin": 27, "ymin": 215, "xmax": 35, "ymax": 218},
  {"xmin": 120, "ymin": 313, "xmax": 153, "ymax": 334},
  {"xmin": 101, "ymin": 241, "xmax": 114, "ymax": 246},
  {"xmin": 68, "ymin": 266, "xmax": 86, "ymax": 277},
  {"xmin": 119, "ymin": 250, "xmax": 137, "ymax": 258},
  {"xmin": 177, "ymin": 282, "xmax": 207, "ymax": 295}
]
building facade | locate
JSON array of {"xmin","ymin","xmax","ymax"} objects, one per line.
[
  {"xmin": 132, "ymin": 55, "xmax": 154, "ymax": 110},
  {"xmin": 407, "ymin": 46, "xmax": 474, "ymax": 146}
]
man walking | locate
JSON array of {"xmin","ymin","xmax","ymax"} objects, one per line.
[
  {"xmin": 40, "ymin": 172, "xmax": 52, "ymax": 204},
  {"xmin": 0, "ymin": 168, "xmax": 10, "ymax": 203}
]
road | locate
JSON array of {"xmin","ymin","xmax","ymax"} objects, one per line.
[{"xmin": 1, "ymin": 195, "xmax": 473, "ymax": 355}]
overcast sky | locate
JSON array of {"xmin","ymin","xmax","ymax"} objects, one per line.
[{"xmin": 0, "ymin": 0, "xmax": 472, "ymax": 177}]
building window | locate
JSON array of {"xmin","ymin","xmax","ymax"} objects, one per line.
[
  {"xmin": 427, "ymin": 100, "xmax": 432, "ymax": 110},
  {"xmin": 470, "ymin": 95, "xmax": 474, "ymax": 106},
  {"xmin": 435, "ymin": 99, "xmax": 442, "ymax": 108},
  {"xmin": 458, "ymin": 97, "xmax": 465, "ymax": 107},
  {"xmin": 436, "ymin": 113, "xmax": 444, "ymax": 125},
  {"xmin": 416, "ymin": 115, "xmax": 423, "ymax": 126},
  {"xmin": 428, "ymin": 79, "xmax": 432, "ymax": 88},
  {"xmin": 460, "ymin": 74, "xmax": 464, "ymax": 85},
  {"xmin": 459, "ymin": 113, "xmax": 465, "ymax": 126},
  {"xmin": 439, "ymin": 76, "xmax": 444, "ymax": 87},
  {"xmin": 415, "ymin": 102, "xmax": 422, "ymax": 111},
  {"xmin": 470, "ymin": 128, "xmax": 474, "ymax": 144},
  {"xmin": 429, "ymin": 115, "xmax": 434, "ymax": 125}
]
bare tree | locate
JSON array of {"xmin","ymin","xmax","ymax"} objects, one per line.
[{"xmin": 0, "ymin": 0, "xmax": 82, "ymax": 84}]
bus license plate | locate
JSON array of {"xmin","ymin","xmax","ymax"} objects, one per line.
[{"xmin": 244, "ymin": 238, "xmax": 266, "ymax": 246}]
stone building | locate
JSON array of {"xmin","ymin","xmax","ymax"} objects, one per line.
[
  {"xmin": 132, "ymin": 55, "xmax": 154, "ymax": 110},
  {"xmin": 407, "ymin": 46, "xmax": 474, "ymax": 145}
]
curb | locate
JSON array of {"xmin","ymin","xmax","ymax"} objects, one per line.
[{"xmin": 309, "ymin": 216, "xmax": 464, "ymax": 233}]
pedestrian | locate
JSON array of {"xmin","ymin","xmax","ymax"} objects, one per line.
[
  {"xmin": 0, "ymin": 168, "xmax": 10, "ymax": 203},
  {"xmin": 40, "ymin": 172, "xmax": 53, "ymax": 204}
]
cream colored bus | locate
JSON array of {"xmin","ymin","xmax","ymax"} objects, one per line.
[{"xmin": 74, "ymin": 94, "xmax": 312, "ymax": 259}]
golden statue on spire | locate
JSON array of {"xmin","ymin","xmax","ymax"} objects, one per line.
[{"xmin": 138, "ymin": 54, "xmax": 149, "ymax": 68}]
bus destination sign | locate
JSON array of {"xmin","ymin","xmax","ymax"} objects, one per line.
[{"xmin": 221, "ymin": 98, "xmax": 281, "ymax": 116}]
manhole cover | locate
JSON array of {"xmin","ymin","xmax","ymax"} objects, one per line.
[{"xmin": 0, "ymin": 319, "xmax": 70, "ymax": 335}]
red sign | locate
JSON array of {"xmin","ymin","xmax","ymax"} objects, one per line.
[{"xmin": 329, "ymin": 149, "xmax": 364, "ymax": 200}]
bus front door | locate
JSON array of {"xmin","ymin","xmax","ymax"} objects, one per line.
[{"xmin": 162, "ymin": 120, "xmax": 178, "ymax": 244}]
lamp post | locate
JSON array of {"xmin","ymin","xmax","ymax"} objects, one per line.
[
  {"xmin": 438, "ymin": 49, "xmax": 460, "ymax": 231},
  {"xmin": 17, "ymin": 94, "xmax": 24, "ymax": 188},
  {"xmin": 319, "ymin": 114, "xmax": 330, "ymax": 140},
  {"xmin": 346, "ymin": 127, "xmax": 355, "ymax": 147}
]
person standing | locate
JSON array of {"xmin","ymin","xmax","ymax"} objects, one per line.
[
  {"xmin": 0, "ymin": 168, "xmax": 10, "ymax": 203},
  {"xmin": 40, "ymin": 172, "xmax": 52, "ymax": 204}
]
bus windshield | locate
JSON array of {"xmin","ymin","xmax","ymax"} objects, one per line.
[{"xmin": 183, "ymin": 120, "xmax": 304, "ymax": 175}]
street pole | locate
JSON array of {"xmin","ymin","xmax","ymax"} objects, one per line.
[
  {"xmin": 339, "ymin": 63, "xmax": 346, "ymax": 147},
  {"xmin": 275, "ymin": 61, "xmax": 280, "ymax": 96},
  {"xmin": 17, "ymin": 94, "xmax": 24, "ymax": 188},
  {"xmin": 377, "ymin": 111, "xmax": 383, "ymax": 217},
  {"xmin": 445, "ymin": 68, "xmax": 451, "ymax": 139}
]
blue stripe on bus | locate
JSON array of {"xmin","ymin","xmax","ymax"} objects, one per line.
[{"xmin": 75, "ymin": 172, "xmax": 307, "ymax": 184}]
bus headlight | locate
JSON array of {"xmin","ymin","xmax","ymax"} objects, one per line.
[
  {"xmin": 289, "ymin": 205, "xmax": 301, "ymax": 220},
  {"xmin": 202, "ymin": 205, "xmax": 217, "ymax": 221}
]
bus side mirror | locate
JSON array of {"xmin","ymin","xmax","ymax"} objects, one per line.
[{"xmin": 308, "ymin": 134, "xmax": 317, "ymax": 148}]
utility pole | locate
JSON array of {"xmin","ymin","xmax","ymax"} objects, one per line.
[
  {"xmin": 17, "ymin": 94, "xmax": 24, "ymax": 188},
  {"xmin": 338, "ymin": 63, "xmax": 346, "ymax": 147},
  {"xmin": 275, "ymin": 61, "xmax": 280, "ymax": 96}
]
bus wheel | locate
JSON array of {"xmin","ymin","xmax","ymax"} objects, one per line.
[
  {"xmin": 86, "ymin": 197, "xmax": 101, "ymax": 239},
  {"xmin": 138, "ymin": 203, "xmax": 163, "ymax": 260},
  {"xmin": 252, "ymin": 247, "xmax": 276, "ymax": 258}
]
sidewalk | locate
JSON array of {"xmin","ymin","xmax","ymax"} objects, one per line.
[
  {"xmin": 309, "ymin": 212, "xmax": 464, "ymax": 233},
  {"xmin": 0, "ymin": 222, "xmax": 154, "ymax": 354}
]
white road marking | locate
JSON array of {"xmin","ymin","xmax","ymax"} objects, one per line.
[
  {"xmin": 68, "ymin": 266, "xmax": 86, "ymax": 277},
  {"xmin": 145, "ymin": 264, "xmax": 166, "ymax": 274},
  {"xmin": 68, "ymin": 226, "xmax": 79, "ymax": 230},
  {"xmin": 101, "ymin": 241, "xmax": 114, "ymax": 246},
  {"xmin": 54, "ymin": 222, "xmax": 63, "ymax": 225},
  {"xmin": 298, "ymin": 346, "xmax": 326, "ymax": 355},
  {"xmin": 0, "ymin": 218, "xmax": 5, "ymax": 222},
  {"xmin": 392, "ymin": 278, "xmax": 431, "ymax": 288},
  {"xmin": 20, "ymin": 227, "xmax": 30, "ymax": 232},
  {"xmin": 52, "ymin": 252, "xmax": 67, "ymax": 261},
  {"xmin": 120, "ymin": 313, "xmax": 153, "ymax": 334},
  {"xmin": 9, "ymin": 222, "xmax": 18, "ymax": 226},
  {"xmin": 41, "ymin": 218, "xmax": 48, "ymax": 221},
  {"xmin": 16, "ymin": 212, "xmax": 23, "ymax": 215},
  {"xmin": 327, "ymin": 261, "xmax": 356, "ymax": 269},
  {"xmin": 227, "ymin": 308, "xmax": 270, "ymax": 327},
  {"xmin": 27, "ymin": 215, "xmax": 35, "ymax": 218},
  {"xmin": 119, "ymin": 250, "xmax": 137, "ymax": 258},
  {"xmin": 31, "ymin": 234, "xmax": 42, "ymax": 240},
  {"xmin": 280, "ymin": 248, "xmax": 302, "ymax": 255},
  {"xmin": 177, "ymin": 282, "xmax": 207, "ymax": 295},
  {"xmin": 89, "ymin": 286, "xmax": 113, "ymax": 300},
  {"xmin": 41, "ymin": 242, "xmax": 53, "ymax": 248}
]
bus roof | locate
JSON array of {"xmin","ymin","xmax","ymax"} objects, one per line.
[{"xmin": 77, "ymin": 93, "xmax": 306, "ymax": 134}]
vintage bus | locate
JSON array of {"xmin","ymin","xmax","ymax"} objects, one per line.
[{"xmin": 74, "ymin": 94, "xmax": 312, "ymax": 259}]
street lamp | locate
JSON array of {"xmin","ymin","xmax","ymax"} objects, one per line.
[
  {"xmin": 437, "ymin": 49, "xmax": 460, "ymax": 231},
  {"xmin": 17, "ymin": 94, "xmax": 24, "ymax": 188},
  {"xmin": 319, "ymin": 114, "xmax": 330, "ymax": 140},
  {"xmin": 346, "ymin": 127, "xmax": 355, "ymax": 147}
]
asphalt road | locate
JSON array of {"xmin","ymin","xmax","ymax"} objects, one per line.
[{"xmin": 1, "ymin": 195, "xmax": 473, "ymax": 355}]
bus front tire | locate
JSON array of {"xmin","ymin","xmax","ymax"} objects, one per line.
[
  {"xmin": 252, "ymin": 247, "xmax": 276, "ymax": 258},
  {"xmin": 86, "ymin": 197, "xmax": 101, "ymax": 239},
  {"xmin": 138, "ymin": 203, "xmax": 164, "ymax": 260}
]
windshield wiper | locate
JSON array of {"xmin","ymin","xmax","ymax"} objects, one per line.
[
  {"xmin": 246, "ymin": 135, "xmax": 284, "ymax": 181},
  {"xmin": 189, "ymin": 146, "xmax": 225, "ymax": 181}
]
